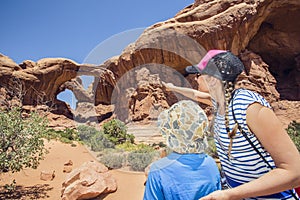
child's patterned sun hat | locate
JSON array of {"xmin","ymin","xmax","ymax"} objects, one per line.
[{"xmin": 157, "ymin": 100, "xmax": 208, "ymax": 154}]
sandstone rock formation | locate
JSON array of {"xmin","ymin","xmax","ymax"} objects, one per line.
[
  {"xmin": 113, "ymin": 67, "xmax": 180, "ymax": 123},
  {"xmin": 0, "ymin": 0, "xmax": 299, "ymax": 127},
  {"xmin": 103, "ymin": 0, "xmax": 299, "ymax": 103},
  {"xmin": 40, "ymin": 170, "xmax": 55, "ymax": 181},
  {"xmin": 61, "ymin": 161, "xmax": 117, "ymax": 200},
  {"xmin": 63, "ymin": 160, "xmax": 73, "ymax": 173}
]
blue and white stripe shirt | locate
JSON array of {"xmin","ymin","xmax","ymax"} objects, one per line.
[{"xmin": 213, "ymin": 88, "xmax": 297, "ymax": 200}]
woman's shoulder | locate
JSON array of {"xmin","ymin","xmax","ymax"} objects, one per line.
[
  {"xmin": 233, "ymin": 88, "xmax": 271, "ymax": 108},
  {"xmin": 234, "ymin": 88, "xmax": 259, "ymax": 97},
  {"xmin": 234, "ymin": 89, "xmax": 267, "ymax": 102}
]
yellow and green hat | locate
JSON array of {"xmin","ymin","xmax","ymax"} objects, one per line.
[{"xmin": 158, "ymin": 100, "xmax": 208, "ymax": 154}]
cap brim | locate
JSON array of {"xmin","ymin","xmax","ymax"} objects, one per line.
[{"xmin": 185, "ymin": 65, "xmax": 201, "ymax": 74}]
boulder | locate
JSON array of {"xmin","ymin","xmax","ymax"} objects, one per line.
[
  {"xmin": 40, "ymin": 170, "xmax": 55, "ymax": 181},
  {"xmin": 61, "ymin": 161, "xmax": 117, "ymax": 200}
]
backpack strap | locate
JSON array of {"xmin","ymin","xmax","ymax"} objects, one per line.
[{"xmin": 230, "ymin": 94, "xmax": 273, "ymax": 169}]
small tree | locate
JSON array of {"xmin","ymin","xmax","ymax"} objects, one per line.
[
  {"xmin": 287, "ymin": 121, "xmax": 300, "ymax": 152},
  {"xmin": 102, "ymin": 119, "xmax": 135, "ymax": 145},
  {"xmin": 0, "ymin": 107, "xmax": 48, "ymax": 173}
]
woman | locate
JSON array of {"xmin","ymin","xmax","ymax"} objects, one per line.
[
  {"xmin": 143, "ymin": 100, "xmax": 221, "ymax": 200},
  {"xmin": 164, "ymin": 50, "xmax": 300, "ymax": 200}
]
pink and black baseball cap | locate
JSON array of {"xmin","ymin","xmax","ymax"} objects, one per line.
[{"xmin": 185, "ymin": 50, "xmax": 244, "ymax": 82}]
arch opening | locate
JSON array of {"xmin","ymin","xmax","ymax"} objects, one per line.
[
  {"xmin": 57, "ymin": 89, "xmax": 77, "ymax": 110},
  {"xmin": 248, "ymin": 6, "xmax": 300, "ymax": 100}
]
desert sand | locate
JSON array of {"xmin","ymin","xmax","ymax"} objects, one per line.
[{"xmin": 0, "ymin": 140, "xmax": 147, "ymax": 200}]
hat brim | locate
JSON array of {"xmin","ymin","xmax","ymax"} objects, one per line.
[{"xmin": 185, "ymin": 65, "xmax": 201, "ymax": 74}]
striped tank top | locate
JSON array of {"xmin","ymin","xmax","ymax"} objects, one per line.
[{"xmin": 213, "ymin": 88, "xmax": 298, "ymax": 200}]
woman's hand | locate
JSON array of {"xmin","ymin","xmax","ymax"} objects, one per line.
[{"xmin": 162, "ymin": 82, "xmax": 174, "ymax": 91}]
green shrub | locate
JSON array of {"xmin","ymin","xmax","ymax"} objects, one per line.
[
  {"xmin": 60, "ymin": 128, "xmax": 79, "ymax": 141},
  {"xmin": 46, "ymin": 128, "xmax": 79, "ymax": 144},
  {"xmin": 151, "ymin": 142, "xmax": 167, "ymax": 148},
  {"xmin": 99, "ymin": 152, "xmax": 125, "ymax": 169},
  {"xmin": 287, "ymin": 121, "xmax": 300, "ymax": 152},
  {"xmin": 4, "ymin": 179, "xmax": 16, "ymax": 193},
  {"xmin": 206, "ymin": 136, "xmax": 218, "ymax": 158},
  {"xmin": 77, "ymin": 125, "xmax": 116, "ymax": 152},
  {"xmin": 77, "ymin": 125, "xmax": 99, "ymax": 142},
  {"xmin": 127, "ymin": 152, "xmax": 156, "ymax": 171},
  {"xmin": 116, "ymin": 142, "xmax": 155, "ymax": 153},
  {"xmin": 115, "ymin": 142, "xmax": 137, "ymax": 152},
  {"xmin": 0, "ymin": 107, "xmax": 48, "ymax": 173},
  {"xmin": 97, "ymin": 148, "xmax": 121, "ymax": 156},
  {"xmin": 44, "ymin": 128, "xmax": 60, "ymax": 140},
  {"xmin": 89, "ymin": 131, "xmax": 115, "ymax": 152},
  {"xmin": 102, "ymin": 119, "xmax": 135, "ymax": 145}
]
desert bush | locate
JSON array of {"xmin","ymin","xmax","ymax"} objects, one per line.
[
  {"xmin": 151, "ymin": 142, "xmax": 167, "ymax": 148},
  {"xmin": 116, "ymin": 142, "xmax": 155, "ymax": 153},
  {"xmin": 76, "ymin": 125, "xmax": 115, "ymax": 151},
  {"xmin": 127, "ymin": 151, "xmax": 156, "ymax": 171},
  {"xmin": 89, "ymin": 131, "xmax": 115, "ymax": 152},
  {"xmin": 97, "ymin": 148, "xmax": 121, "ymax": 156},
  {"xmin": 99, "ymin": 152, "xmax": 125, "ymax": 169},
  {"xmin": 59, "ymin": 128, "xmax": 79, "ymax": 141},
  {"xmin": 102, "ymin": 119, "xmax": 135, "ymax": 145},
  {"xmin": 0, "ymin": 107, "xmax": 48, "ymax": 173},
  {"xmin": 77, "ymin": 125, "xmax": 98, "ymax": 142},
  {"xmin": 206, "ymin": 136, "xmax": 218, "ymax": 158},
  {"xmin": 46, "ymin": 128, "xmax": 79, "ymax": 144},
  {"xmin": 287, "ymin": 121, "xmax": 300, "ymax": 152},
  {"xmin": 3, "ymin": 179, "xmax": 16, "ymax": 193},
  {"xmin": 115, "ymin": 142, "xmax": 136, "ymax": 152}
]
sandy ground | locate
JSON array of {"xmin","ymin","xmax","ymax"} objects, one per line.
[{"xmin": 0, "ymin": 140, "xmax": 146, "ymax": 200}]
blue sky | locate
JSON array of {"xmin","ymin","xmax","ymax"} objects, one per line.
[
  {"xmin": 0, "ymin": 0, "xmax": 194, "ymax": 109},
  {"xmin": 0, "ymin": 0, "xmax": 194, "ymax": 64}
]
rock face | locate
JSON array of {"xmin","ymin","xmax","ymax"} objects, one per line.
[
  {"xmin": 238, "ymin": 50, "xmax": 279, "ymax": 103},
  {"xmin": 104, "ymin": 0, "xmax": 300, "ymax": 102},
  {"xmin": 0, "ymin": 0, "xmax": 299, "ymax": 127},
  {"xmin": 113, "ymin": 67, "xmax": 179, "ymax": 123},
  {"xmin": 61, "ymin": 161, "xmax": 117, "ymax": 200}
]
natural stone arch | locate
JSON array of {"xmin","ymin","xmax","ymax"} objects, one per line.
[
  {"xmin": 58, "ymin": 64, "xmax": 117, "ymax": 107},
  {"xmin": 98, "ymin": 0, "xmax": 300, "ymax": 104},
  {"xmin": 1, "ymin": 0, "xmax": 299, "ymax": 126}
]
